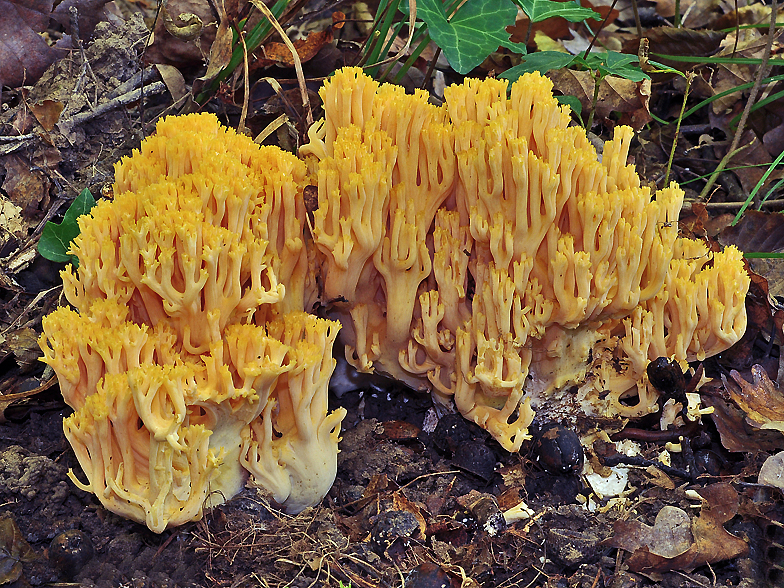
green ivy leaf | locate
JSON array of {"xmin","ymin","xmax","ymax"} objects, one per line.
[
  {"xmin": 38, "ymin": 188, "xmax": 97, "ymax": 267},
  {"xmin": 515, "ymin": 0, "xmax": 600, "ymax": 23},
  {"xmin": 499, "ymin": 51, "xmax": 576, "ymax": 78},
  {"xmin": 417, "ymin": 0, "xmax": 525, "ymax": 74},
  {"xmin": 557, "ymin": 94, "xmax": 582, "ymax": 116},
  {"xmin": 582, "ymin": 51, "xmax": 650, "ymax": 81}
]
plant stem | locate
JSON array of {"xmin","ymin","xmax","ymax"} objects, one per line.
[
  {"xmin": 585, "ymin": 72, "xmax": 601, "ymax": 130},
  {"xmin": 664, "ymin": 72, "xmax": 693, "ymax": 187}
]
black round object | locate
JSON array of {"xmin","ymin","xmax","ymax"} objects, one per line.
[
  {"xmin": 535, "ymin": 423, "xmax": 584, "ymax": 475},
  {"xmin": 49, "ymin": 530, "xmax": 94, "ymax": 577},
  {"xmin": 647, "ymin": 357, "xmax": 686, "ymax": 398}
]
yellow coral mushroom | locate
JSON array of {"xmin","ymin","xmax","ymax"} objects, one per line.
[
  {"xmin": 302, "ymin": 67, "xmax": 749, "ymax": 451},
  {"xmin": 40, "ymin": 68, "xmax": 751, "ymax": 531},
  {"xmin": 40, "ymin": 113, "xmax": 346, "ymax": 532}
]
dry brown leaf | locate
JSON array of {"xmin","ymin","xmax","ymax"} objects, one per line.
[
  {"xmin": 0, "ymin": 154, "xmax": 50, "ymax": 216},
  {"xmin": 711, "ymin": 30, "xmax": 770, "ymax": 113},
  {"xmin": 29, "ymin": 99, "xmax": 63, "ymax": 131},
  {"xmin": 763, "ymin": 122, "xmax": 784, "ymax": 157},
  {"xmin": 202, "ymin": 18, "xmax": 234, "ymax": 81},
  {"xmin": 645, "ymin": 465, "xmax": 676, "ymax": 489},
  {"xmin": 758, "ymin": 451, "xmax": 784, "ymax": 490},
  {"xmin": 719, "ymin": 210, "xmax": 784, "ymax": 297},
  {"xmin": 651, "ymin": 0, "xmax": 723, "ymax": 27},
  {"xmin": 50, "ymin": 0, "xmax": 114, "ymax": 40},
  {"xmin": 0, "ymin": 0, "xmax": 59, "ymax": 87},
  {"xmin": 702, "ymin": 387, "xmax": 784, "ymax": 453},
  {"xmin": 607, "ymin": 483, "xmax": 748, "ymax": 577},
  {"xmin": 548, "ymin": 70, "xmax": 651, "ymax": 129},
  {"xmin": 0, "ymin": 195, "xmax": 25, "ymax": 242},
  {"xmin": 711, "ymin": 4, "xmax": 784, "ymax": 32},
  {"xmin": 145, "ymin": 0, "xmax": 217, "ymax": 68},
  {"xmin": 623, "ymin": 27, "xmax": 724, "ymax": 61},
  {"xmin": 726, "ymin": 364, "xmax": 784, "ymax": 434},
  {"xmin": 392, "ymin": 491, "xmax": 427, "ymax": 537},
  {"xmin": 255, "ymin": 12, "xmax": 345, "ymax": 69},
  {"xmin": 719, "ymin": 209, "xmax": 784, "ymax": 254}
]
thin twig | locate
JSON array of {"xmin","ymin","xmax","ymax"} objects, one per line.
[
  {"xmin": 105, "ymin": 66, "xmax": 158, "ymax": 100},
  {"xmin": 686, "ymin": 198, "xmax": 784, "ymax": 210},
  {"xmin": 664, "ymin": 72, "xmax": 694, "ymax": 186},
  {"xmin": 58, "ymin": 82, "xmax": 167, "ymax": 130},
  {"xmin": 0, "ymin": 134, "xmax": 36, "ymax": 143},
  {"xmin": 0, "ymin": 287, "xmax": 61, "ymax": 337},
  {"xmin": 582, "ymin": 0, "xmax": 620, "ymax": 60},
  {"xmin": 699, "ymin": 0, "xmax": 778, "ymax": 203},
  {"xmin": 630, "ymin": 0, "xmax": 642, "ymax": 36},
  {"xmin": 69, "ymin": 7, "xmax": 99, "ymax": 108}
]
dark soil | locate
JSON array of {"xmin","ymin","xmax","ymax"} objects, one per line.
[{"xmin": 0, "ymin": 380, "xmax": 780, "ymax": 588}]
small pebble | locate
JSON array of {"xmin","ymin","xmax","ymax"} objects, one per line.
[{"xmin": 370, "ymin": 511, "xmax": 420, "ymax": 553}]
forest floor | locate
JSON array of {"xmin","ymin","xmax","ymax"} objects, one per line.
[{"xmin": 1, "ymin": 0, "xmax": 784, "ymax": 586}]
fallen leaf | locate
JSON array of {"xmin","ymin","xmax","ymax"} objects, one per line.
[
  {"xmin": 0, "ymin": 195, "xmax": 26, "ymax": 242},
  {"xmin": 202, "ymin": 17, "xmax": 234, "ymax": 81},
  {"xmin": 627, "ymin": 27, "xmax": 724, "ymax": 60},
  {"xmin": 718, "ymin": 210, "xmax": 784, "ymax": 298},
  {"xmin": 711, "ymin": 30, "xmax": 770, "ymax": 113},
  {"xmin": 29, "ymin": 99, "xmax": 63, "ymax": 131},
  {"xmin": 702, "ymin": 386, "xmax": 784, "ymax": 453},
  {"xmin": 50, "ymin": 0, "xmax": 114, "ymax": 41},
  {"xmin": 607, "ymin": 483, "xmax": 748, "ymax": 577},
  {"xmin": 758, "ymin": 451, "xmax": 784, "ymax": 490},
  {"xmin": 254, "ymin": 12, "xmax": 345, "ymax": 69},
  {"xmin": 548, "ymin": 69, "xmax": 652, "ymax": 129},
  {"xmin": 0, "ymin": 154, "xmax": 50, "ymax": 216},
  {"xmin": 609, "ymin": 506, "xmax": 693, "ymax": 561},
  {"xmin": 645, "ymin": 465, "xmax": 675, "ymax": 490},
  {"xmin": 145, "ymin": 0, "xmax": 218, "ymax": 67},
  {"xmin": 763, "ymin": 122, "xmax": 784, "ymax": 158},
  {"xmin": 392, "ymin": 491, "xmax": 427, "ymax": 537},
  {"xmin": 0, "ymin": 0, "xmax": 59, "ymax": 87},
  {"xmin": 653, "ymin": 0, "xmax": 722, "ymax": 27},
  {"xmin": 4, "ymin": 327, "xmax": 41, "ymax": 373},
  {"xmin": 0, "ymin": 514, "xmax": 36, "ymax": 583},
  {"xmin": 163, "ymin": 8, "xmax": 204, "ymax": 42},
  {"xmin": 711, "ymin": 3, "xmax": 780, "ymax": 29},
  {"xmin": 719, "ymin": 210, "xmax": 784, "ymax": 254},
  {"xmin": 726, "ymin": 365, "xmax": 784, "ymax": 434}
]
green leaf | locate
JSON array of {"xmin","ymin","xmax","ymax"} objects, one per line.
[
  {"xmin": 582, "ymin": 51, "xmax": 650, "ymax": 81},
  {"xmin": 38, "ymin": 188, "xmax": 97, "ymax": 267},
  {"xmin": 417, "ymin": 0, "xmax": 524, "ymax": 74},
  {"xmin": 499, "ymin": 51, "xmax": 576, "ymax": 77},
  {"xmin": 556, "ymin": 94, "xmax": 582, "ymax": 115},
  {"xmin": 514, "ymin": 0, "xmax": 599, "ymax": 23}
]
